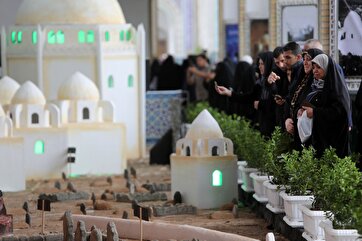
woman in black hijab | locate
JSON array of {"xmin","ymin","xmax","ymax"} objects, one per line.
[
  {"xmin": 216, "ymin": 51, "xmax": 276, "ymax": 136},
  {"xmin": 157, "ymin": 55, "xmax": 183, "ymax": 90},
  {"xmin": 230, "ymin": 60, "xmax": 256, "ymax": 120},
  {"xmin": 285, "ymin": 48, "xmax": 323, "ymax": 150},
  {"xmin": 299, "ymin": 53, "xmax": 351, "ymax": 157},
  {"xmin": 208, "ymin": 61, "xmax": 233, "ymax": 113}
]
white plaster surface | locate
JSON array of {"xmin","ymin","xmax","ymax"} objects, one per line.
[
  {"xmin": 15, "ymin": 0, "xmax": 126, "ymax": 25},
  {"xmin": 185, "ymin": 109, "xmax": 223, "ymax": 140},
  {"xmin": 58, "ymin": 72, "xmax": 100, "ymax": 101},
  {"xmin": 0, "ymin": 76, "xmax": 20, "ymax": 105},
  {"xmin": 11, "ymin": 81, "xmax": 46, "ymax": 105}
]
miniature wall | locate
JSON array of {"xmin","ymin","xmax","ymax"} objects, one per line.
[{"xmin": 0, "ymin": 137, "xmax": 25, "ymax": 191}]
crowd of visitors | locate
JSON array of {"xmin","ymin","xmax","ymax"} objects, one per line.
[{"xmin": 150, "ymin": 39, "xmax": 362, "ymax": 167}]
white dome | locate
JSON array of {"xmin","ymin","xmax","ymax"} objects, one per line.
[
  {"xmin": 58, "ymin": 72, "xmax": 100, "ymax": 101},
  {"xmin": 15, "ymin": 0, "xmax": 126, "ymax": 25},
  {"xmin": 0, "ymin": 76, "xmax": 20, "ymax": 105},
  {"xmin": 185, "ymin": 109, "xmax": 224, "ymax": 140},
  {"xmin": 11, "ymin": 81, "xmax": 46, "ymax": 105}
]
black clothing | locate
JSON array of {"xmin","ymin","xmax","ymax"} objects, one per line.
[
  {"xmin": 287, "ymin": 48, "xmax": 324, "ymax": 150},
  {"xmin": 157, "ymin": 55, "xmax": 183, "ymax": 90},
  {"xmin": 355, "ymin": 83, "xmax": 362, "ymax": 170},
  {"xmin": 230, "ymin": 61, "xmax": 256, "ymax": 120},
  {"xmin": 209, "ymin": 62, "xmax": 233, "ymax": 113},
  {"xmin": 308, "ymin": 55, "xmax": 350, "ymax": 157}
]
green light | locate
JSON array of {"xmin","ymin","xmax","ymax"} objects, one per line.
[
  {"xmin": 87, "ymin": 31, "xmax": 94, "ymax": 43},
  {"xmin": 126, "ymin": 30, "xmax": 131, "ymax": 41},
  {"xmin": 108, "ymin": 75, "xmax": 114, "ymax": 88},
  {"xmin": 128, "ymin": 75, "xmax": 133, "ymax": 87},
  {"xmin": 212, "ymin": 170, "xmax": 223, "ymax": 187},
  {"xmin": 56, "ymin": 31, "xmax": 65, "ymax": 44},
  {"xmin": 48, "ymin": 31, "xmax": 56, "ymax": 44},
  {"xmin": 34, "ymin": 140, "xmax": 44, "ymax": 155},
  {"xmin": 17, "ymin": 31, "xmax": 23, "ymax": 43},
  {"xmin": 120, "ymin": 31, "xmax": 124, "ymax": 41},
  {"xmin": 32, "ymin": 31, "xmax": 37, "ymax": 44},
  {"xmin": 11, "ymin": 31, "xmax": 17, "ymax": 44},
  {"xmin": 78, "ymin": 31, "xmax": 85, "ymax": 43},
  {"xmin": 105, "ymin": 31, "xmax": 110, "ymax": 41}
]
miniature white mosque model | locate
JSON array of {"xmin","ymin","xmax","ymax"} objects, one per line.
[
  {"xmin": 171, "ymin": 110, "xmax": 238, "ymax": 209},
  {"xmin": 0, "ymin": 0, "xmax": 146, "ymax": 192}
]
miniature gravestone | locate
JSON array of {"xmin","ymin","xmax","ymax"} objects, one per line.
[
  {"xmin": 122, "ymin": 211, "xmax": 128, "ymax": 219},
  {"xmin": 174, "ymin": 191, "xmax": 182, "ymax": 204},
  {"xmin": 91, "ymin": 193, "xmax": 96, "ymax": 205},
  {"xmin": 80, "ymin": 203, "xmax": 86, "ymax": 215},
  {"xmin": 130, "ymin": 167, "xmax": 136, "ymax": 178},
  {"xmin": 62, "ymin": 172, "xmax": 68, "ymax": 181},
  {"xmin": 67, "ymin": 182, "xmax": 77, "ymax": 193},
  {"xmin": 106, "ymin": 177, "xmax": 113, "ymax": 186},
  {"xmin": 25, "ymin": 213, "xmax": 31, "ymax": 227},
  {"xmin": 22, "ymin": 201, "xmax": 29, "ymax": 213},
  {"xmin": 0, "ymin": 190, "xmax": 13, "ymax": 236},
  {"xmin": 132, "ymin": 200, "xmax": 150, "ymax": 221},
  {"xmin": 37, "ymin": 198, "xmax": 51, "ymax": 234},
  {"xmin": 55, "ymin": 180, "xmax": 62, "ymax": 190},
  {"xmin": 124, "ymin": 169, "xmax": 129, "ymax": 180}
]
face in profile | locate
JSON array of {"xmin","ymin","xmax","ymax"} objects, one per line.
[
  {"xmin": 274, "ymin": 54, "xmax": 286, "ymax": 71},
  {"xmin": 303, "ymin": 54, "xmax": 313, "ymax": 74}
]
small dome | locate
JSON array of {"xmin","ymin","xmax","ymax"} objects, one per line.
[
  {"xmin": 11, "ymin": 81, "xmax": 46, "ymax": 105},
  {"xmin": 15, "ymin": 0, "xmax": 126, "ymax": 25},
  {"xmin": 185, "ymin": 109, "xmax": 224, "ymax": 140},
  {"xmin": 58, "ymin": 72, "xmax": 100, "ymax": 101},
  {"xmin": 0, "ymin": 76, "xmax": 20, "ymax": 105}
]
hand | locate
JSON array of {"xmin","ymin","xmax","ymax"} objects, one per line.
[
  {"xmin": 275, "ymin": 98, "xmax": 285, "ymax": 105},
  {"xmin": 302, "ymin": 106, "xmax": 313, "ymax": 118},
  {"xmin": 285, "ymin": 118, "xmax": 294, "ymax": 134},
  {"xmin": 297, "ymin": 108, "xmax": 304, "ymax": 118},
  {"xmin": 188, "ymin": 66, "xmax": 197, "ymax": 73},
  {"xmin": 267, "ymin": 72, "xmax": 280, "ymax": 84},
  {"xmin": 253, "ymin": 101, "xmax": 259, "ymax": 110},
  {"xmin": 215, "ymin": 86, "xmax": 232, "ymax": 97}
]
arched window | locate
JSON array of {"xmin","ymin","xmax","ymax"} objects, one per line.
[
  {"xmin": 120, "ymin": 30, "xmax": 125, "ymax": 41},
  {"xmin": 32, "ymin": 31, "xmax": 38, "ymax": 44},
  {"xmin": 212, "ymin": 170, "xmax": 223, "ymax": 187},
  {"xmin": 78, "ymin": 31, "xmax": 85, "ymax": 43},
  {"xmin": 126, "ymin": 29, "xmax": 132, "ymax": 41},
  {"xmin": 31, "ymin": 113, "xmax": 39, "ymax": 124},
  {"xmin": 17, "ymin": 31, "xmax": 23, "ymax": 43},
  {"xmin": 128, "ymin": 75, "xmax": 134, "ymax": 88},
  {"xmin": 186, "ymin": 146, "xmax": 191, "ymax": 156},
  {"xmin": 48, "ymin": 30, "xmax": 56, "ymax": 44},
  {"xmin": 212, "ymin": 146, "xmax": 219, "ymax": 156},
  {"xmin": 105, "ymin": 31, "xmax": 110, "ymax": 41},
  {"xmin": 34, "ymin": 140, "xmax": 44, "ymax": 154},
  {"xmin": 87, "ymin": 31, "xmax": 95, "ymax": 43},
  {"xmin": 108, "ymin": 75, "xmax": 114, "ymax": 88},
  {"xmin": 11, "ymin": 31, "xmax": 17, "ymax": 44},
  {"xmin": 56, "ymin": 30, "xmax": 65, "ymax": 44},
  {"xmin": 82, "ymin": 108, "xmax": 90, "ymax": 120}
]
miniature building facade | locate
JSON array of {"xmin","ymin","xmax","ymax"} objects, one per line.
[
  {"xmin": 171, "ymin": 109, "xmax": 238, "ymax": 209},
  {"xmin": 0, "ymin": 0, "xmax": 146, "ymax": 159},
  {"xmin": 0, "ymin": 74, "xmax": 126, "ymax": 184}
]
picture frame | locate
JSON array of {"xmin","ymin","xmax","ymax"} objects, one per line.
[
  {"xmin": 331, "ymin": 0, "xmax": 362, "ymax": 92},
  {"xmin": 276, "ymin": 0, "xmax": 319, "ymax": 47}
]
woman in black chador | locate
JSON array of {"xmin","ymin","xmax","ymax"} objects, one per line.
[
  {"xmin": 216, "ymin": 51, "xmax": 276, "ymax": 137},
  {"xmin": 208, "ymin": 61, "xmax": 233, "ymax": 113},
  {"xmin": 230, "ymin": 59, "xmax": 256, "ymax": 121},
  {"xmin": 299, "ymin": 53, "xmax": 351, "ymax": 157},
  {"xmin": 285, "ymin": 48, "xmax": 323, "ymax": 150}
]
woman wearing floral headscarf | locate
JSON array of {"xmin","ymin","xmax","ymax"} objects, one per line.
[{"xmin": 299, "ymin": 53, "xmax": 351, "ymax": 157}]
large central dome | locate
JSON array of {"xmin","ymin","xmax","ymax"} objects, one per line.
[{"xmin": 15, "ymin": 0, "xmax": 126, "ymax": 25}]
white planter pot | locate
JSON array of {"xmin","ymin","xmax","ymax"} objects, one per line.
[
  {"xmin": 250, "ymin": 172, "xmax": 269, "ymax": 203},
  {"xmin": 263, "ymin": 180, "xmax": 285, "ymax": 213},
  {"xmin": 300, "ymin": 205, "xmax": 329, "ymax": 241},
  {"xmin": 320, "ymin": 221, "xmax": 360, "ymax": 241},
  {"xmin": 279, "ymin": 191, "xmax": 314, "ymax": 228},
  {"xmin": 239, "ymin": 161, "xmax": 258, "ymax": 192},
  {"xmin": 237, "ymin": 161, "xmax": 246, "ymax": 184}
]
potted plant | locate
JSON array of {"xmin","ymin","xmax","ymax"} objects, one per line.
[
  {"xmin": 263, "ymin": 127, "xmax": 292, "ymax": 213},
  {"xmin": 317, "ymin": 153, "xmax": 362, "ymax": 241},
  {"xmin": 279, "ymin": 147, "xmax": 315, "ymax": 228},
  {"xmin": 300, "ymin": 148, "xmax": 339, "ymax": 241}
]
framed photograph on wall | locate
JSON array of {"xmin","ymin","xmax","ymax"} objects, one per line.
[
  {"xmin": 276, "ymin": 0, "xmax": 319, "ymax": 47},
  {"xmin": 330, "ymin": 0, "xmax": 362, "ymax": 92}
]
